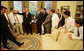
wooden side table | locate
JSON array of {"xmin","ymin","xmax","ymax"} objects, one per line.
[{"xmin": 31, "ymin": 22, "xmax": 37, "ymax": 33}]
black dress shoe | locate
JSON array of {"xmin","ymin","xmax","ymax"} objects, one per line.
[
  {"xmin": 42, "ymin": 34, "xmax": 45, "ymax": 35},
  {"xmin": 27, "ymin": 33, "xmax": 29, "ymax": 35},
  {"xmin": 19, "ymin": 42, "xmax": 24, "ymax": 47},
  {"xmin": 31, "ymin": 32, "xmax": 33, "ymax": 34},
  {"xmin": 39, "ymin": 34, "xmax": 41, "ymax": 35},
  {"xmin": 4, "ymin": 46, "xmax": 11, "ymax": 49},
  {"xmin": 22, "ymin": 34, "xmax": 24, "ymax": 35},
  {"xmin": 6, "ymin": 43, "xmax": 9, "ymax": 45},
  {"xmin": 31, "ymin": 33, "xmax": 33, "ymax": 35}
]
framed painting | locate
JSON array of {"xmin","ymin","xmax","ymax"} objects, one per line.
[{"xmin": 61, "ymin": 6, "xmax": 70, "ymax": 12}]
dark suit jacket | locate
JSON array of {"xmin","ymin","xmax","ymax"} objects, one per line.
[
  {"xmin": 61, "ymin": 15, "xmax": 65, "ymax": 26},
  {"xmin": 57, "ymin": 13, "xmax": 61, "ymax": 19},
  {"xmin": 42, "ymin": 12, "xmax": 48, "ymax": 23},
  {"xmin": 36, "ymin": 12, "xmax": 40, "ymax": 19},
  {"xmin": 36, "ymin": 12, "xmax": 48, "ymax": 25},
  {"xmin": 58, "ymin": 15, "xmax": 65, "ymax": 28},
  {"xmin": 17, "ymin": 12, "xmax": 32, "ymax": 24},
  {"xmin": 36, "ymin": 12, "xmax": 43, "ymax": 24},
  {"xmin": 1, "ymin": 14, "xmax": 10, "ymax": 35},
  {"xmin": 36, "ymin": 12, "xmax": 38, "ymax": 19}
]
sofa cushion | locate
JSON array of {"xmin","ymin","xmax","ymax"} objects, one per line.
[
  {"xmin": 42, "ymin": 35, "xmax": 62, "ymax": 50},
  {"xmin": 60, "ymin": 33, "xmax": 80, "ymax": 50},
  {"xmin": 57, "ymin": 29, "xmax": 65, "ymax": 42},
  {"xmin": 51, "ymin": 29, "xmax": 60, "ymax": 41},
  {"xmin": 44, "ymin": 34, "xmax": 51, "ymax": 37}
]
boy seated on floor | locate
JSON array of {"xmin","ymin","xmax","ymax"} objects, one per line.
[{"xmin": 68, "ymin": 19, "xmax": 83, "ymax": 40}]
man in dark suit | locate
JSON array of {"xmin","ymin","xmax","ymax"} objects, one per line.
[
  {"xmin": 41, "ymin": 8, "xmax": 48, "ymax": 34},
  {"xmin": 17, "ymin": 8, "xmax": 32, "ymax": 35},
  {"xmin": 41, "ymin": 8, "xmax": 48, "ymax": 23},
  {"xmin": 1, "ymin": 6, "xmax": 24, "ymax": 49},
  {"xmin": 36, "ymin": 8, "xmax": 41, "ymax": 19},
  {"xmin": 58, "ymin": 8, "xmax": 67, "ymax": 28},
  {"xmin": 56, "ymin": 9, "xmax": 61, "ymax": 19},
  {"xmin": 36, "ymin": 8, "xmax": 43, "ymax": 35}
]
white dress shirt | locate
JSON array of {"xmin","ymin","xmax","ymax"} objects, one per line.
[
  {"xmin": 72, "ymin": 26, "xmax": 83, "ymax": 40},
  {"xmin": 4, "ymin": 13, "xmax": 9, "ymax": 22},
  {"xmin": 8, "ymin": 12, "xmax": 16, "ymax": 25},
  {"xmin": 52, "ymin": 13, "xmax": 59, "ymax": 30},
  {"xmin": 63, "ymin": 17, "xmax": 75, "ymax": 32}
]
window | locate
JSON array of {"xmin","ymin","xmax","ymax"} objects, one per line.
[
  {"xmin": 14, "ymin": 1, "xmax": 22, "ymax": 13},
  {"xmin": 29, "ymin": 1, "xmax": 37, "ymax": 16},
  {"xmin": 46, "ymin": 1, "xmax": 52, "ymax": 10}
]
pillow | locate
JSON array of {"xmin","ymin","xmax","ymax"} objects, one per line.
[
  {"xmin": 60, "ymin": 33, "xmax": 80, "ymax": 50},
  {"xmin": 57, "ymin": 29, "xmax": 65, "ymax": 42},
  {"xmin": 51, "ymin": 29, "xmax": 60, "ymax": 41}
]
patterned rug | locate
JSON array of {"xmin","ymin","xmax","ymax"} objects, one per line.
[{"xmin": 6, "ymin": 36, "xmax": 41, "ymax": 50}]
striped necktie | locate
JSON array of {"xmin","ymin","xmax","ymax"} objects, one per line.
[{"xmin": 77, "ymin": 28, "xmax": 80, "ymax": 37}]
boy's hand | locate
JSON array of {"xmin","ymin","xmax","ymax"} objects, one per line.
[
  {"xmin": 64, "ymin": 29, "xmax": 68, "ymax": 33},
  {"xmin": 68, "ymin": 34, "xmax": 72, "ymax": 40}
]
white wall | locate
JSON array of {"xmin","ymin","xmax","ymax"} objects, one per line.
[
  {"xmin": 1, "ymin": 1, "xmax": 10, "ymax": 11},
  {"xmin": 76, "ymin": 1, "xmax": 83, "ymax": 5},
  {"xmin": 1, "ymin": 1, "xmax": 9, "ymax": 9},
  {"xmin": 56, "ymin": 1, "xmax": 83, "ymax": 19},
  {"xmin": 57, "ymin": 1, "xmax": 77, "ymax": 19}
]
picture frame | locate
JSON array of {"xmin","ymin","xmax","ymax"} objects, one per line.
[{"xmin": 61, "ymin": 6, "xmax": 70, "ymax": 12}]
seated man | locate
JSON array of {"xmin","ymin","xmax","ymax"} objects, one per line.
[
  {"xmin": 54, "ymin": 10, "xmax": 76, "ymax": 41},
  {"xmin": 68, "ymin": 19, "xmax": 83, "ymax": 40}
]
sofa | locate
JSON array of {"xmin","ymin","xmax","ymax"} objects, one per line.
[{"xmin": 41, "ymin": 28, "xmax": 83, "ymax": 50}]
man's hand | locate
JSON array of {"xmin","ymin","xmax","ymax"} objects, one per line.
[
  {"xmin": 35, "ymin": 21, "xmax": 36, "ymax": 23},
  {"xmin": 42, "ymin": 23, "xmax": 44, "ymax": 25},
  {"xmin": 8, "ymin": 25, "xmax": 10, "ymax": 28},
  {"xmin": 36, "ymin": 19, "xmax": 37, "ymax": 21},
  {"xmin": 30, "ymin": 22, "xmax": 32, "ymax": 24}
]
